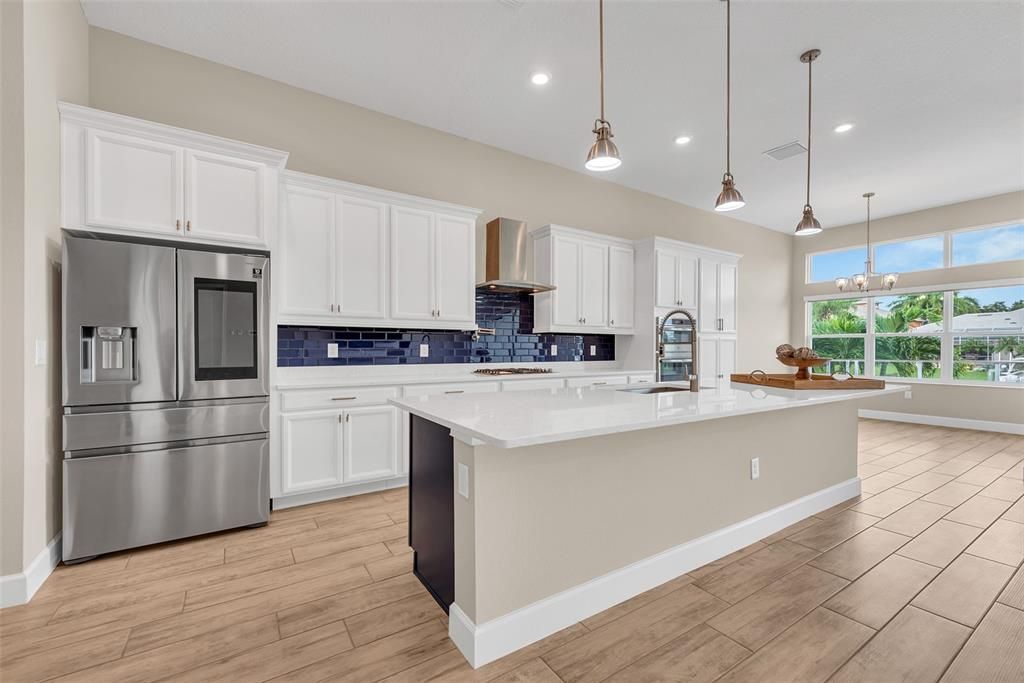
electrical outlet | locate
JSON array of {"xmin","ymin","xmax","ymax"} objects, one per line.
[
  {"xmin": 457, "ymin": 463, "xmax": 470, "ymax": 499},
  {"xmin": 327, "ymin": 342, "xmax": 339, "ymax": 359},
  {"xmin": 904, "ymin": 389, "xmax": 913, "ymax": 400},
  {"xmin": 419, "ymin": 343, "xmax": 430, "ymax": 358},
  {"xmin": 34, "ymin": 340, "xmax": 47, "ymax": 366},
  {"xmin": 750, "ymin": 457, "xmax": 760, "ymax": 480},
  {"xmin": 550, "ymin": 344, "xmax": 558, "ymax": 355},
  {"xmin": 590, "ymin": 344, "xmax": 597, "ymax": 356}
]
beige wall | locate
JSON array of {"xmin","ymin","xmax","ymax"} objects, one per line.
[
  {"xmin": 790, "ymin": 192, "xmax": 1024, "ymax": 426},
  {"xmin": 0, "ymin": 0, "xmax": 88, "ymax": 577},
  {"xmin": 456, "ymin": 401, "xmax": 858, "ymax": 623},
  {"xmin": 87, "ymin": 27, "xmax": 793, "ymax": 374}
]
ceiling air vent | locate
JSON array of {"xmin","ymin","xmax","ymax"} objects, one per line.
[{"xmin": 763, "ymin": 141, "xmax": 807, "ymax": 161}]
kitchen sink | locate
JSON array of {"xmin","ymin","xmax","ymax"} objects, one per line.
[{"xmin": 617, "ymin": 385, "xmax": 690, "ymax": 395}]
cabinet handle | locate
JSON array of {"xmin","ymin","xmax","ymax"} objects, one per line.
[
  {"xmin": 186, "ymin": 220, "xmax": 192, "ymax": 232},
  {"xmin": 331, "ymin": 396, "xmax": 357, "ymax": 401},
  {"xmin": 346, "ymin": 413, "xmax": 350, "ymax": 423},
  {"xmin": 175, "ymin": 219, "xmax": 181, "ymax": 231},
  {"xmin": 444, "ymin": 390, "xmax": 464, "ymax": 394},
  {"xmin": 610, "ymin": 319, "xmax": 615, "ymax": 326}
]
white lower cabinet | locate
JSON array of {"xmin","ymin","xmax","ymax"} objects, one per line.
[
  {"xmin": 565, "ymin": 375, "xmax": 629, "ymax": 388},
  {"xmin": 699, "ymin": 337, "xmax": 737, "ymax": 389},
  {"xmin": 280, "ymin": 404, "xmax": 398, "ymax": 495}
]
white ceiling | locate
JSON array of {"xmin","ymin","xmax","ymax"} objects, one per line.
[{"xmin": 81, "ymin": 0, "xmax": 1024, "ymax": 233}]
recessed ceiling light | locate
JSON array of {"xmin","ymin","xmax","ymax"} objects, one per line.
[
  {"xmin": 834, "ymin": 123, "xmax": 854, "ymax": 133},
  {"xmin": 530, "ymin": 72, "xmax": 551, "ymax": 86},
  {"xmin": 674, "ymin": 135, "xmax": 692, "ymax": 145}
]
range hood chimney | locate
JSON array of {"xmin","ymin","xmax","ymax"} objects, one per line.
[{"xmin": 476, "ymin": 218, "xmax": 555, "ymax": 294}]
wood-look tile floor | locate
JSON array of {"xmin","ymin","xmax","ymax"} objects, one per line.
[{"xmin": 2, "ymin": 419, "xmax": 1023, "ymax": 682}]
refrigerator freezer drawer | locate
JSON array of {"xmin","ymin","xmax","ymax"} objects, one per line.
[{"xmin": 62, "ymin": 438, "xmax": 269, "ymax": 561}]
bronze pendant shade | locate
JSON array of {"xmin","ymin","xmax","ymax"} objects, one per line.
[
  {"xmin": 585, "ymin": 0, "xmax": 621, "ymax": 171},
  {"xmin": 714, "ymin": 0, "xmax": 745, "ymax": 212},
  {"xmin": 794, "ymin": 48, "xmax": 822, "ymax": 236}
]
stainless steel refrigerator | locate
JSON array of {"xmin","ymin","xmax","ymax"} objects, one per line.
[{"xmin": 61, "ymin": 231, "xmax": 270, "ymax": 562}]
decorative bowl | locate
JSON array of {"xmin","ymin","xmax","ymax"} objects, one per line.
[{"xmin": 777, "ymin": 355, "xmax": 830, "ymax": 380}]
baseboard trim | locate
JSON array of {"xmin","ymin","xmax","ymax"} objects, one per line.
[
  {"xmin": 448, "ymin": 477, "xmax": 861, "ymax": 668},
  {"xmin": 0, "ymin": 532, "xmax": 62, "ymax": 608},
  {"xmin": 858, "ymin": 409, "xmax": 1024, "ymax": 435},
  {"xmin": 272, "ymin": 476, "xmax": 409, "ymax": 510}
]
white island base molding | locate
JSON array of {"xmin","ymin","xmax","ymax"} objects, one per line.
[{"xmin": 448, "ymin": 476, "xmax": 860, "ymax": 668}]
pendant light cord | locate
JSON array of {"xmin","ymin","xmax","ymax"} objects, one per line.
[
  {"xmin": 598, "ymin": 0, "xmax": 605, "ymax": 123},
  {"xmin": 725, "ymin": 0, "xmax": 731, "ymax": 176},
  {"xmin": 805, "ymin": 55, "xmax": 812, "ymax": 207}
]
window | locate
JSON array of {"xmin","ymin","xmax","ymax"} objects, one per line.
[
  {"xmin": 951, "ymin": 285, "xmax": 1024, "ymax": 383},
  {"xmin": 874, "ymin": 235, "xmax": 944, "ymax": 274},
  {"xmin": 952, "ymin": 223, "xmax": 1024, "ymax": 267},
  {"xmin": 807, "ymin": 284, "xmax": 1024, "ymax": 385},
  {"xmin": 809, "ymin": 247, "xmax": 867, "ymax": 283}
]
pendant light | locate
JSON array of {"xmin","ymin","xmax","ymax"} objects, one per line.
[
  {"xmin": 585, "ymin": 0, "xmax": 621, "ymax": 171},
  {"xmin": 835, "ymin": 192, "xmax": 899, "ymax": 292},
  {"xmin": 794, "ymin": 49, "xmax": 822, "ymax": 236},
  {"xmin": 714, "ymin": 0, "xmax": 745, "ymax": 212}
]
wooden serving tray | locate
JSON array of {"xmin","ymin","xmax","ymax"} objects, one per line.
[{"xmin": 730, "ymin": 372, "xmax": 886, "ymax": 390}]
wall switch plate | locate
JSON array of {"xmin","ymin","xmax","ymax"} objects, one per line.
[
  {"xmin": 34, "ymin": 339, "xmax": 47, "ymax": 366},
  {"xmin": 457, "ymin": 463, "xmax": 470, "ymax": 499},
  {"xmin": 590, "ymin": 345, "xmax": 597, "ymax": 356},
  {"xmin": 327, "ymin": 342, "xmax": 339, "ymax": 359},
  {"xmin": 904, "ymin": 390, "xmax": 913, "ymax": 400},
  {"xmin": 550, "ymin": 344, "xmax": 558, "ymax": 355},
  {"xmin": 419, "ymin": 343, "xmax": 430, "ymax": 358},
  {"xmin": 750, "ymin": 457, "xmax": 760, "ymax": 480}
]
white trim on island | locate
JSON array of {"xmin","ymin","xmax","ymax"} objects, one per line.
[{"xmin": 448, "ymin": 477, "xmax": 861, "ymax": 668}]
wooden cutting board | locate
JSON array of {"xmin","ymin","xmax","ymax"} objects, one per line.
[{"xmin": 730, "ymin": 373, "xmax": 886, "ymax": 390}]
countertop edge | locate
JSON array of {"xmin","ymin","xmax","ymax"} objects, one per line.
[{"xmin": 274, "ymin": 368, "xmax": 648, "ymax": 390}]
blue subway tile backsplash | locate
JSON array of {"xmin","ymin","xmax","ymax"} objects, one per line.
[{"xmin": 277, "ymin": 291, "xmax": 615, "ymax": 366}]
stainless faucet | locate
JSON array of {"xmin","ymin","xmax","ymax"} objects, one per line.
[{"xmin": 657, "ymin": 309, "xmax": 700, "ymax": 392}]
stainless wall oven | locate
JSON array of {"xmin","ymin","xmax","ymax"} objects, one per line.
[
  {"xmin": 657, "ymin": 312, "xmax": 694, "ymax": 383},
  {"xmin": 62, "ymin": 232, "xmax": 270, "ymax": 562}
]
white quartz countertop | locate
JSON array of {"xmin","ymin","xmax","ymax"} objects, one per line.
[
  {"xmin": 390, "ymin": 382, "xmax": 907, "ymax": 448},
  {"xmin": 274, "ymin": 366, "xmax": 645, "ymax": 390}
]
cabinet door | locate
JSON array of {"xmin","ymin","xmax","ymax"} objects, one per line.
[
  {"xmin": 281, "ymin": 187, "xmax": 336, "ymax": 317},
  {"xmin": 677, "ymin": 254, "xmax": 699, "ymax": 311},
  {"xmin": 718, "ymin": 337, "xmax": 737, "ymax": 384},
  {"xmin": 390, "ymin": 206, "xmax": 435, "ymax": 321},
  {"xmin": 281, "ymin": 411, "xmax": 343, "ymax": 494},
  {"xmin": 343, "ymin": 405, "xmax": 399, "ymax": 483},
  {"xmin": 85, "ymin": 129, "xmax": 183, "ymax": 235},
  {"xmin": 551, "ymin": 236, "xmax": 581, "ymax": 326},
  {"xmin": 698, "ymin": 338, "xmax": 719, "ymax": 389},
  {"xmin": 718, "ymin": 262, "xmax": 738, "ymax": 333},
  {"xmin": 579, "ymin": 241, "xmax": 608, "ymax": 327},
  {"xmin": 434, "ymin": 213, "xmax": 476, "ymax": 323},
  {"xmin": 608, "ymin": 245, "xmax": 634, "ymax": 330},
  {"xmin": 699, "ymin": 260, "xmax": 720, "ymax": 334},
  {"xmin": 337, "ymin": 196, "xmax": 388, "ymax": 319},
  {"xmin": 655, "ymin": 250, "xmax": 679, "ymax": 308},
  {"xmin": 184, "ymin": 149, "xmax": 265, "ymax": 245}
]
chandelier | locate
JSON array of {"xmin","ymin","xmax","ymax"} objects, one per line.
[{"xmin": 835, "ymin": 192, "xmax": 899, "ymax": 292}]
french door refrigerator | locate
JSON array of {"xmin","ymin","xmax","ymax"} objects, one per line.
[{"xmin": 61, "ymin": 232, "xmax": 270, "ymax": 562}]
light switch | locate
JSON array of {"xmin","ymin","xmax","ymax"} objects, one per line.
[
  {"xmin": 750, "ymin": 457, "xmax": 760, "ymax": 480},
  {"xmin": 590, "ymin": 345, "xmax": 597, "ymax": 356},
  {"xmin": 419, "ymin": 343, "xmax": 430, "ymax": 358},
  {"xmin": 327, "ymin": 342, "xmax": 339, "ymax": 359},
  {"xmin": 457, "ymin": 463, "xmax": 470, "ymax": 499},
  {"xmin": 34, "ymin": 339, "xmax": 47, "ymax": 366}
]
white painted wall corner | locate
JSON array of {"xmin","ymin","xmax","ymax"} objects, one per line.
[{"xmin": 0, "ymin": 532, "xmax": 62, "ymax": 608}]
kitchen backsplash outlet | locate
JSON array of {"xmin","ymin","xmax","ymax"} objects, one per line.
[{"xmin": 278, "ymin": 291, "xmax": 615, "ymax": 366}]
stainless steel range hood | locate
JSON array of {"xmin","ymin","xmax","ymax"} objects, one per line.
[{"xmin": 476, "ymin": 218, "xmax": 555, "ymax": 294}]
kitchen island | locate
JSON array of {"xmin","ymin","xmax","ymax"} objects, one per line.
[{"xmin": 391, "ymin": 381, "xmax": 904, "ymax": 667}]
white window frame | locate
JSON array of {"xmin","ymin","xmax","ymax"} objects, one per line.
[
  {"xmin": 805, "ymin": 278, "xmax": 1024, "ymax": 388},
  {"xmin": 804, "ymin": 219, "xmax": 1024, "ymax": 284}
]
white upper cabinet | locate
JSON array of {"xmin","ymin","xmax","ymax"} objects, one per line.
[
  {"xmin": 700, "ymin": 257, "xmax": 739, "ymax": 334},
  {"xmin": 608, "ymin": 245, "xmax": 635, "ymax": 330},
  {"xmin": 433, "ymin": 214, "xmax": 476, "ymax": 324},
  {"xmin": 655, "ymin": 248, "xmax": 699, "ymax": 311},
  {"xmin": 532, "ymin": 225, "xmax": 634, "ymax": 334},
  {"xmin": 62, "ymin": 104, "xmax": 287, "ymax": 248},
  {"xmin": 85, "ymin": 129, "xmax": 184, "ymax": 235},
  {"xmin": 337, "ymin": 196, "xmax": 388, "ymax": 319},
  {"xmin": 184, "ymin": 150, "xmax": 265, "ymax": 245},
  {"xmin": 281, "ymin": 186, "xmax": 335, "ymax": 317},
  {"xmin": 279, "ymin": 171, "xmax": 480, "ymax": 330}
]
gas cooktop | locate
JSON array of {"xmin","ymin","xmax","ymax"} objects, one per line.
[{"xmin": 472, "ymin": 368, "xmax": 555, "ymax": 376}]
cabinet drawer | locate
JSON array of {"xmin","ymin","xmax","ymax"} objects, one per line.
[
  {"xmin": 565, "ymin": 375, "xmax": 629, "ymax": 388},
  {"xmin": 281, "ymin": 386, "xmax": 399, "ymax": 412},
  {"xmin": 628, "ymin": 374, "xmax": 656, "ymax": 384},
  {"xmin": 402, "ymin": 382, "xmax": 500, "ymax": 398},
  {"xmin": 501, "ymin": 378, "xmax": 565, "ymax": 392}
]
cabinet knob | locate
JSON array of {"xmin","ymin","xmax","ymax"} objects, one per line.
[
  {"xmin": 186, "ymin": 220, "xmax": 192, "ymax": 232},
  {"xmin": 610, "ymin": 319, "xmax": 614, "ymax": 325},
  {"xmin": 175, "ymin": 219, "xmax": 181, "ymax": 231}
]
